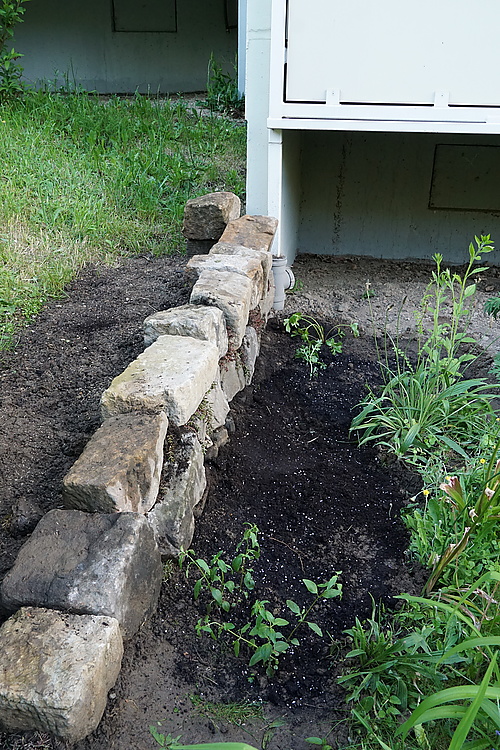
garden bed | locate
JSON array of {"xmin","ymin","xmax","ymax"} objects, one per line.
[{"xmin": 0, "ymin": 253, "xmax": 498, "ymax": 750}]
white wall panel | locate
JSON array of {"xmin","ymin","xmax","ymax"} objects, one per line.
[{"xmin": 286, "ymin": 0, "xmax": 500, "ymax": 106}]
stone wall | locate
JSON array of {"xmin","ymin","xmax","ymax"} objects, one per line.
[{"xmin": 0, "ymin": 193, "xmax": 277, "ymax": 743}]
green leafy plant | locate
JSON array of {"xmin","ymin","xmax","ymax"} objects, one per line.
[
  {"xmin": 181, "ymin": 524, "xmax": 342, "ymax": 676},
  {"xmin": 0, "ymin": 0, "xmax": 29, "ymax": 99},
  {"xmin": 351, "ymin": 236, "xmax": 498, "ymax": 465},
  {"xmin": 397, "ymin": 647, "xmax": 500, "ymax": 750},
  {"xmin": 284, "ymin": 312, "xmax": 359, "ymax": 377},
  {"xmin": 205, "ymin": 54, "xmax": 243, "ymax": 115}
]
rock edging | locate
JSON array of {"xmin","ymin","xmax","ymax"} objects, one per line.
[{"xmin": 0, "ymin": 192, "xmax": 277, "ymax": 743}]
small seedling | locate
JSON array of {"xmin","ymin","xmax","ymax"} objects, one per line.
[
  {"xmin": 284, "ymin": 312, "xmax": 359, "ymax": 377},
  {"xmin": 181, "ymin": 525, "xmax": 342, "ymax": 677}
]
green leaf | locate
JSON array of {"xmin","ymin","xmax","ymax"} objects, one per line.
[
  {"xmin": 210, "ymin": 588, "xmax": 223, "ymax": 606},
  {"xmin": 197, "ymin": 559, "xmax": 210, "ymax": 575},
  {"xmin": 307, "ymin": 621, "xmax": 323, "ymax": 637},
  {"xmin": 303, "ymin": 579, "xmax": 318, "ymax": 594},
  {"xmin": 249, "ymin": 643, "xmax": 273, "ymax": 667},
  {"xmin": 286, "ymin": 599, "xmax": 301, "ymax": 614},
  {"xmin": 193, "ymin": 579, "xmax": 202, "ymax": 599}
]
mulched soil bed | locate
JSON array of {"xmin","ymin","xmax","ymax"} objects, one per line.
[{"xmin": 0, "ymin": 255, "xmax": 426, "ymax": 750}]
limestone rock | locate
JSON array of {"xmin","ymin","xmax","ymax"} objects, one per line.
[
  {"xmin": 62, "ymin": 413, "xmax": 167, "ymax": 514},
  {"xmin": 218, "ymin": 215, "xmax": 278, "ymax": 253},
  {"xmin": 101, "ymin": 334, "xmax": 219, "ymax": 426},
  {"xmin": 258, "ymin": 272, "xmax": 276, "ymax": 321},
  {"xmin": 220, "ymin": 354, "xmax": 246, "ymax": 401},
  {"xmin": 147, "ymin": 433, "xmax": 206, "ymax": 557},
  {"xmin": 210, "ymin": 242, "xmax": 273, "ymax": 288},
  {"xmin": 183, "ymin": 192, "xmax": 241, "ymax": 240},
  {"xmin": 240, "ymin": 326, "xmax": 260, "ymax": 385},
  {"xmin": 205, "ymin": 378, "xmax": 230, "ymax": 430},
  {"xmin": 0, "ymin": 607, "xmax": 123, "ymax": 743},
  {"xmin": 144, "ymin": 304, "xmax": 228, "ymax": 357},
  {"xmin": 185, "ymin": 254, "xmax": 263, "ymax": 309},
  {"xmin": 1, "ymin": 510, "xmax": 162, "ymax": 639},
  {"xmin": 190, "ymin": 270, "xmax": 253, "ymax": 349}
]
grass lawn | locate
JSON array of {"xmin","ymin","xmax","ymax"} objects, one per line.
[{"xmin": 0, "ymin": 91, "xmax": 246, "ymax": 349}]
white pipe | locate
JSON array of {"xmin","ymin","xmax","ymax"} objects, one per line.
[{"xmin": 272, "ymin": 256, "xmax": 295, "ymax": 310}]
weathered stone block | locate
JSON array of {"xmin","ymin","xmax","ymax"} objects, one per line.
[
  {"xmin": 62, "ymin": 413, "xmax": 167, "ymax": 514},
  {"xmin": 101, "ymin": 334, "xmax": 219, "ymax": 426},
  {"xmin": 147, "ymin": 433, "xmax": 206, "ymax": 557},
  {"xmin": 258, "ymin": 272, "xmax": 276, "ymax": 321},
  {"xmin": 185, "ymin": 254, "xmax": 263, "ymax": 308},
  {"xmin": 205, "ymin": 378, "xmax": 230, "ymax": 431},
  {"xmin": 0, "ymin": 607, "xmax": 123, "ymax": 743},
  {"xmin": 190, "ymin": 270, "xmax": 253, "ymax": 349},
  {"xmin": 240, "ymin": 326, "xmax": 260, "ymax": 385},
  {"xmin": 1, "ymin": 510, "xmax": 162, "ymax": 639},
  {"xmin": 183, "ymin": 192, "xmax": 241, "ymax": 240},
  {"xmin": 220, "ymin": 355, "xmax": 246, "ymax": 402},
  {"xmin": 144, "ymin": 304, "xmax": 228, "ymax": 357},
  {"xmin": 210, "ymin": 242, "xmax": 273, "ymax": 289},
  {"xmin": 218, "ymin": 215, "xmax": 278, "ymax": 253}
]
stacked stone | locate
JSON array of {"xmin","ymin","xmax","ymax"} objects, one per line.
[{"xmin": 0, "ymin": 193, "xmax": 277, "ymax": 743}]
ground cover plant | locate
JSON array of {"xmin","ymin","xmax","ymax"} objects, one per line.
[{"xmin": 0, "ymin": 89, "xmax": 245, "ymax": 348}]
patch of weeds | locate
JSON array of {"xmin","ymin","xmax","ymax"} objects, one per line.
[
  {"xmin": 351, "ymin": 236, "xmax": 499, "ymax": 467},
  {"xmin": 180, "ymin": 524, "xmax": 342, "ymax": 677},
  {"xmin": 0, "ymin": 0, "xmax": 30, "ymax": 100},
  {"xmin": 204, "ymin": 53, "xmax": 244, "ymax": 116},
  {"xmin": 189, "ymin": 695, "xmax": 264, "ymax": 727},
  {"xmin": 284, "ymin": 312, "xmax": 359, "ymax": 377},
  {"xmin": 150, "ymin": 723, "xmax": 259, "ymax": 749}
]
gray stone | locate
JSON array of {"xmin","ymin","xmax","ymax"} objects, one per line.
[
  {"xmin": 205, "ymin": 377, "xmax": 230, "ymax": 431},
  {"xmin": 219, "ymin": 354, "xmax": 246, "ymax": 401},
  {"xmin": 185, "ymin": 254, "xmax": 263, "ymax": 308},
  {"xmin": 62, "ymin": 413, "xmax": 168, "ymax": 514},
  {"xmin": 0, "ymin": 607, "xmax": 123, "ymax": 743},
  {"xmin": 190, "ymin": 270, "xmax": 253, "ymax": 349},
  {"xmin": 101, "ymin": 334, "xmax": 219, "ymax": 426},
  {"xmin": 210, "ymin": 242, "xmax": 273, "ymax": 288},
  {"xmin": 240, "ymin": 326, "xmax": 260, "ymax": 385},
  {"xmin": 1, "ymin": 510, "xmax": 162, "ymax": 639},
  {"xmin": 144, "ymin": 304, "xmax": 228, "ymax": 357},
  {"xmin": 218, "ymin": 214, "xmax": 278, "ymax": 253},
  {"xmin": 258, "ymin": 272, "xmax": 276, "ymax": 321},
  {"xmin": 183, "ymin": 192, "xmax": 241, "ymax": 240},
  {"xmin": 147, "ymin": 433, "xmax": 206, "ymax": 557},
  {"xmin": 9, "ymin": 497, "xmax": 43, "ymax": 537},
  {"xmin": 204, "ymin": 426, "xmax": 229, "ymax": 461}
]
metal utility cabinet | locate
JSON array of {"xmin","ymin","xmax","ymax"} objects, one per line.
[{"xmin": 245, "ymin": 0, "xmax": 500, "ymax": 263}]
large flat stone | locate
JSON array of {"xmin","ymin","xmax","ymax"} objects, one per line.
[
  {"xmin": 189, "ymin": 270, "xmax": 253, "ymax": 349},
  {"xmin": 218, "ymin": 215, "xmax": 278, "ymax": 253},
  {"xmin": 147, "ymin": 432, "xmax": 206, "ymax": 557},
  {"xmin": 210, "ymin": 242, "xmax": 273, "ymax": 288},
  {"xmin": 143, "ymin": 304, "xmax": 228, "ymax": 357},
  {"xmin": 101, "ymin": 334, "xmax": 219, "ymax": 426},
  {"xmin": 183, "ymin": 192, "xmax": 241, "ymax": 240},
  {"xmin": 185, "ymin": 254, "xmax": 263, "ymax": 308},
  {"xmin": 62, "ymin": 413, "xmax": 167, "ymax": 513},
  {"xmin": 1, "ymin": 510, "xmax": 162, "ymax": 639},
  {"xmin": 0, "ymin": 607, "xmax": 123, "ymax": 742}
]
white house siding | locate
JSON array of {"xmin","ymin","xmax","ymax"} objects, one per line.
[{"xmin": 14, "ymin": 0, "xmax": 237, "ymax": 93}]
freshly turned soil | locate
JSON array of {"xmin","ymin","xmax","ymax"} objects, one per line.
[{"xmin": 1, "ymin": 253, "xmax": 497, "ymax": 750}]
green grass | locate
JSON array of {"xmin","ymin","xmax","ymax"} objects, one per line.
[{"xmin": 0, "ymin": 90, "xmax": 246, "ymax": 348}]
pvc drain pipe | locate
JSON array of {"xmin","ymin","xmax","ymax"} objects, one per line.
[{"xmin": 272, "ymin": 256, "xmax": 295, "ymax": 310}]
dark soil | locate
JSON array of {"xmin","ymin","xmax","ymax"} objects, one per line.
[{"xmin": 0, "ymin": 255, "xmax": 429, "ymax": 750}]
